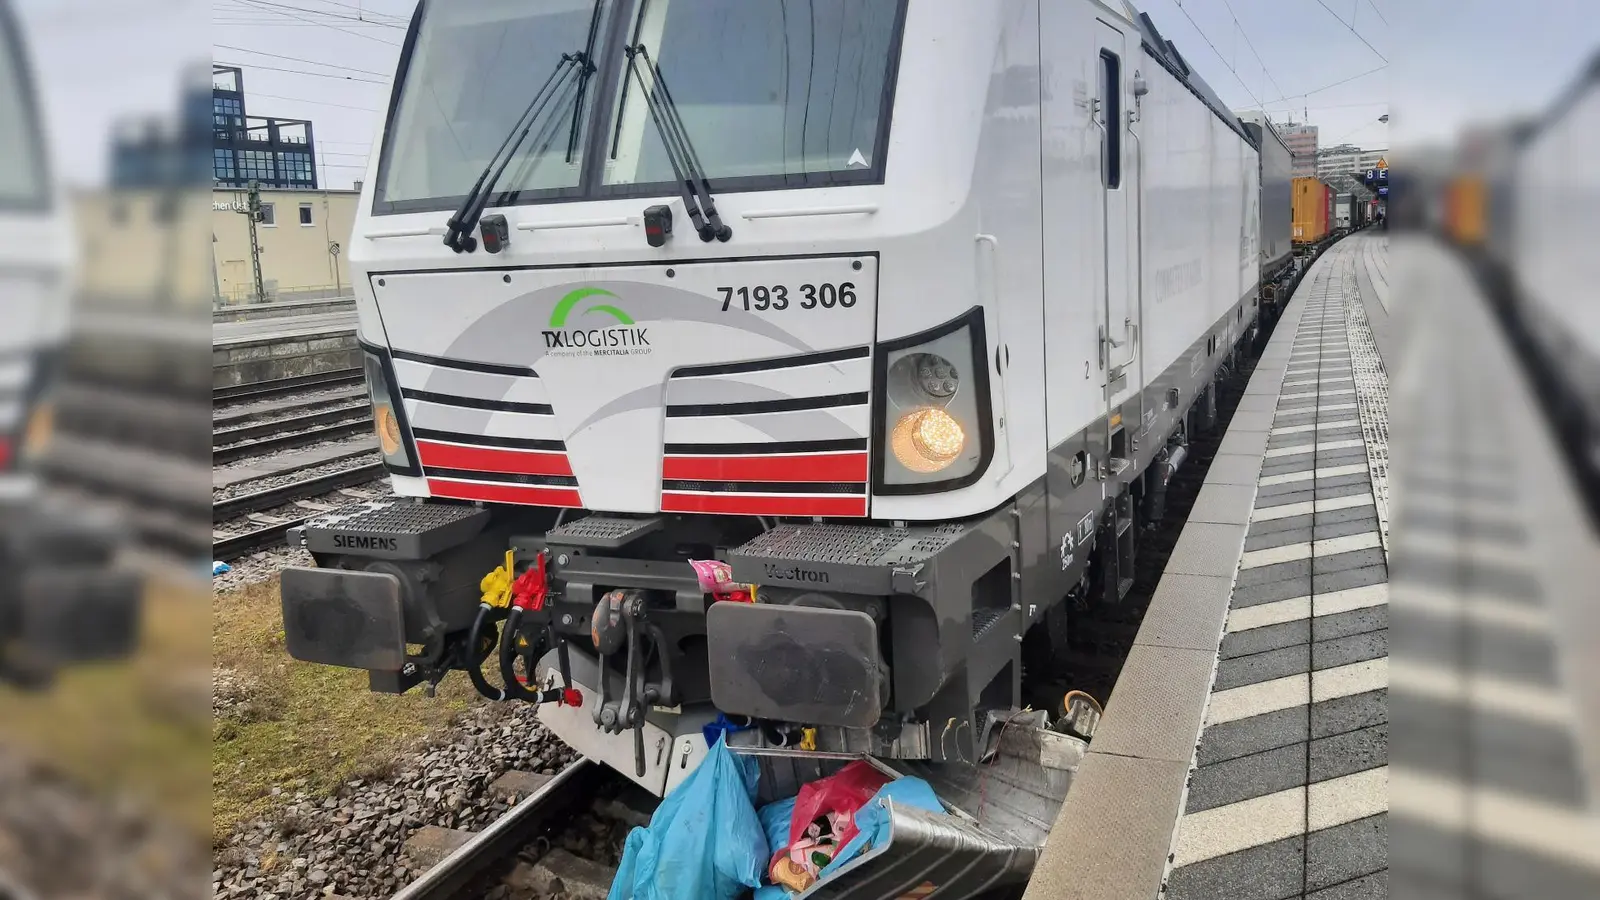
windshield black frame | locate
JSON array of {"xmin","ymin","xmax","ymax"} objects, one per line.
[
  {"xmin": 0, "ymin": 0, "xmax": 52, "ymax": 212},
  {"xmin": 369, "ymin": 0, "xmax": 909, "ymax": 217}
]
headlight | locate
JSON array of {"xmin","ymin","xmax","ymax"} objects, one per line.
[
  {"xmin": 375, "ymin": 402, "xmax": 403, "ymax": 456},
  {"xmin": 891, "ymin": 407, "xmax": 965, "ymax": 473},
  {"xmin": 874, "ymin": 308, "xmax": 993, "ymax": 492},
  {"xmin": 363, "ymin": 350, "xmax": 417, "ymax": 472}
]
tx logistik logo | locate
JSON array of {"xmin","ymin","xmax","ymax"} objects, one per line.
[{"xmin": 542, "ymin": 287, "xmax": 651, "ymax": 356}]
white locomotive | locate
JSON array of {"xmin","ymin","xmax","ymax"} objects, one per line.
[
  {"xmin": 283, "ymin": 0, "xmax": 1285, "ymax": 849},
  {"xmin": 0, "ymin": 0, "xmax": 138, "ymax": 683}
]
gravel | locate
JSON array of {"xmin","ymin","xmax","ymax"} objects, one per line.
[
  {"xmin": 213, "ymin": 703, "xmax": 585, "ymax": 900},
  {"xmin": 212, "ymin": 453, "xmax": 383, "ymax": 504},
  {"xmin": 0, "ymin": 750, "xmax": 206, "ymax": 900},
  {"xmin": 213, "ymin": 546, "xmax": 316, "ymax": 592}
]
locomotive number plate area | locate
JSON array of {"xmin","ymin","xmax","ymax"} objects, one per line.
[{"xmin": 280, "ymin": 567, "xmax": 406, "ymax": 672}]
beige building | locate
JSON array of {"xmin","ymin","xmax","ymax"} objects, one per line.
[
  {"xmin": 72, "ymin": 188, "xmax": 215, "ymax": 314},
  {"xmin": 1317, "ymin": 146, "xmax": 1389, "ymax": 179},
  {"xmin": 1278, "ymin": 123, "xmax": 1320, "ymax": 177},
  {"xmin": 211, "ymin": 186, "xmax": 361, "ymax": 304}
]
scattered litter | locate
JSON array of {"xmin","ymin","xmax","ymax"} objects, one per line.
[
  {"xmin": 756, "ymin": 767, "xmax": 946, "ymax": 898},
  {"xmin": 689, "ymin": 559, "xmax": 756, "ymax": 603},
  {"xmin": 212, "ymin": 561, "xmax": 232, "ymax": 576}
]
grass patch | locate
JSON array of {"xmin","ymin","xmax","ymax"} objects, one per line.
[
  {"xmin": 0, "ymin": 572, "xmax": 212, "ymax": 837},
  {"xmin": 212, "ymin": 576, "xmax": 483, "ymax": 844}
]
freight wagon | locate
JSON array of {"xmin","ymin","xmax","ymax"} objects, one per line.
[
  {"xmin": 1238, "ymin": 110, "xmax": 1293, "ymax": 278},
  {"xmin": 1291, "ymin": 176, "xmax": 1332, "ymax": 244}
]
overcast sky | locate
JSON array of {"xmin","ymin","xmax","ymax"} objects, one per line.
[{"xmin": 9, "ymin": 0, "xmax": 1599, "ymax": 188}]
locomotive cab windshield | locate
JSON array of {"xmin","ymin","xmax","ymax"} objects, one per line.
[{"xmin": 374, "ymin": 0, "xmax": 904, "ymax": 218}]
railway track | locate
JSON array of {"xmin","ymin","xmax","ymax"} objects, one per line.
[
  {"xmin": 391, "ymin": 759, "xmax": 605, "ymax": 900},
  {"xmin": 213, "ymin": 461, "xmax": 386, "ymax": 521},
  {"xmin": 213, "ymin": 403, "xmax": 371, "ymax": 448},
  {"xmin": 212, "ymin": 385, "xmax": 368, "ymax": 430},
  {"xmin": 212, "ymin": 480, "xmax": 387, "ymax": 562},
  {"xmin": 211, "ymin": 373, "xmax": 388, "ymax": 562},
  {"xmin": 213, "ymin": 368, "xmax": 364, "ymax": 405},
  {"xmin": 213, "ymin": 416, "xmax": 373, "ymax": 466}
]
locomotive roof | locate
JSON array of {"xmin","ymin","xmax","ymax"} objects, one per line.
[{"xmin": 1123, "ymin": 0, "xmax": 1255, "ymax": 146}]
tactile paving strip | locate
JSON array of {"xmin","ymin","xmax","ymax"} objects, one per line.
[{"xmin": 1339, "ymin": 249, "xmax": 1391, "ymax": 552}]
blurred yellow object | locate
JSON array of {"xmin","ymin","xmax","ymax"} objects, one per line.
[
  {"xmin": 1444, "ymin": 174, "xmax": 1487, "ymax": 246},
  {"xmin": 479, "ymin": 550, "xmax": 516, "ymax": 608},
  {"xmin": 21, "ymin": 400, "xmax": 52, "ymax": 458},
  {"xmin": 800, "ymin": 727, "xmax": 817, "ymax": 751}
]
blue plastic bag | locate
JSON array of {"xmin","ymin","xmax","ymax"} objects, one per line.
[
  {"xmin": 752, "ymin": 798, "xmax": 798, "ymax": 900},
  {"xmin": 608, "ymin": 734, "xmax": 769, "ymax": 900}
]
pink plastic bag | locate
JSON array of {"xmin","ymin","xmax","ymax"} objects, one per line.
[{"xmin": 786, "ymin": 761, "xmax": 891, "ymax": 851}]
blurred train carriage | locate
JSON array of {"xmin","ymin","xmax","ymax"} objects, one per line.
[{"xmin": 1441, "ymin": 53, "xmax": 1600, "ymax": 499}]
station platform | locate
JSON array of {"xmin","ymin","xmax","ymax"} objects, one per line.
[
  {"xmin": 212, "ymin": 308, "xmax": 361, "ymax": 387},
  {"xmin": 1025, "ymin": 233, "xmax": 1600, "ymax": 899},
  {"xmin": 1385, "ymin": 239, "xmax": 1600, "ymax": 897},
  {"xmin": 1027, "ymin": 235, "xmax": 1393, "ymax": 900},
  {"xmin": 211, "ymin": 309, "xmax": 359, "ymax": 348}
]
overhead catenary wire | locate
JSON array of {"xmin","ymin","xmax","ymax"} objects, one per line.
[
  {"xmin": 216, "ymin": 0, "xmax": 405, "ymax": 28},
  {"xmin": 1260, "ymin": 63, "xmax": 1387, "ymax": 107},
  {"xmin": 222, "ymin": 0, "xmax": 402, "ymax": 46},
  {"xmin": 247, "ymin": 92, "xmax": 382, "ymax": 112},
  {"xmin": 213, "ymin": 61, "xmax": 387, "ymax": 84},
  {"xmin": 1170, "ymin": 0, "xmax": 1263, "ymax": 107},
  {"xmin": 1215, "ymin": 0, "xmax": 1287, "ymax": 105},
  {"xmin": 212, "ymin": 44, "xmax": 391, "ymax": 77},
  {"xmin": 1310, "ymin": 0, "xmax": 1388, "ymax": 63}
]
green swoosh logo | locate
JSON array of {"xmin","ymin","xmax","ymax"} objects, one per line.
[{"xmin": 550, "ymin": 287, "xmax": 634, "ymax": 327}]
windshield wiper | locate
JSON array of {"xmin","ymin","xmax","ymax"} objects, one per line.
[
  {"xmin": 443, "ymin": 52, "xmax": 592, "ymax": 253},
  {"xmin": 565, "ymin": 0, "xmax": 606, "ymax": 164},
  {"xmin": 622, "ymin": 43, "xmax": 732, "ymax": 243}
]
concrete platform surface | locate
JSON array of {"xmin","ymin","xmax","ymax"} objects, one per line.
[
  {"xmin": 1025, "ymin": 236, "xmax": 1391, "ymax": 900},
  {"xmin": 1163, "ymin": 238, "xmax": 1390, "ymax": 900},
  {"xmin": 213, "ymin": 309, "xmax": 359, "ymax": 347}
]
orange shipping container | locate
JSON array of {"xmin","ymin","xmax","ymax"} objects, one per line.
[
  {"xmin": 1291, "ymin": 176, "xmax": 1331, "ymax": 243},
  {"xmin": 1444, "ymin": 175, "xmax": 1487, "ymax": 246}
]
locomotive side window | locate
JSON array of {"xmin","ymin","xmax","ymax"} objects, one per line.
[
  {"xmin": 1099, "ymin": 49, "xmax": 1122, "ymax": 189},
  {"xmin": 0, "ymin": 7, "xmax": 48, "ymax": 210}
]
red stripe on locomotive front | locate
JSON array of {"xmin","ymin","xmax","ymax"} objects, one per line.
[
  {"xmin": 427, "ymin": 479, "xmax": 582, "ymax": 508},
  {"xmin": 661, "ymin": 452, "xmax": 868, "ymax": 483},
  {"xmin": 416, "ymin": 440, "xmax": 574, "ymax": 477},
  {"xmin": 660, "ymin": 492, "xmax": 868, "ymax": 517}
]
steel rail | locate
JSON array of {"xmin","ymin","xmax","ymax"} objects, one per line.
[
  {"xmin": 212, "ymin": 386, "xmax": 368, "ymax": 429},
  {"xmin": 213, "ymin": 368, "xmax": 364, "ymax": 404},
  {"xmin": 213, "ymin": 420, "xmax": 372, "ymax": 465},
  {"xmin": 212, "ymin": 461, "xmax": 385, "ymax": 521},
  {"xmin": 388, "ymin": 759, "xmax": 600, "ymax": 900},
  {"xmin": 213, "ymin": 404, "xmax": 371, "ymax": 447}
]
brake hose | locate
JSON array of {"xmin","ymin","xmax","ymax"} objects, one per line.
[
  {"xmin": 466, "ymin": 604, "xmax": 507, "ymax": 702},
  {"xmin": 498, "ymin": 607, "xmax": 548, "ymax": 703}
]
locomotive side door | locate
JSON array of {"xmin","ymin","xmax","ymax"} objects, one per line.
[{"xmin": 1095, "ymin": 20, "xmax": 1136, "ymax": 381}]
